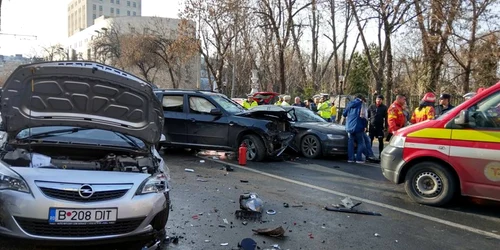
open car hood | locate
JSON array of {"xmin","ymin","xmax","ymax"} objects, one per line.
[
  {"xmin": 0, "ymin": 61, "xmax": 164, "ymax": 145},
  {"xmin": 238, "ymin": 105, "xmax": 295, "ymax": 121}
]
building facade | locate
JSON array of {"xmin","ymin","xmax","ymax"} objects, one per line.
[
  {"xmin": 66, "ymin": 16, "xmax": 200, "ymax": 89},
  {"xmin": 67, "ymin": 0, "xmax": 142, "ymax": 37}
]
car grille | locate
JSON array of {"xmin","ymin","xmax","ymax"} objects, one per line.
[
  {"xmin": 39, "ymin": 187, "xmax": 128, "ymax": 202},
  {"xmin": 14, "ymin": 217, "xmax": 145, "ymax": 237}
]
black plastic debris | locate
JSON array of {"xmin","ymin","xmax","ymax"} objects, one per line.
[
  {"xmin": 225, "ymin": 165, "xmax": 235, "ymax": 172},
  {"xmin": 236, "ymin": 193, "xmax": 263, "ymax": 221},
  {"xmin": 283, "ymin": 203, "xmax": 289, "ymax": 208},
  {"xmin": 325, "ymin": 197, "xmax": 382, "ymax": 216}
]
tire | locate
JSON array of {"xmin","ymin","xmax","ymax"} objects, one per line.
[
  {"xmin": 300, "ymin": 135, "xmax": 322, "ymax": 159},
  {"xmin": 404, "ymin": 161, "xmax": 457, "ymax": 206},
  {"xmin": 241, "ymin": 134, "xmax": 266, "ymax": 162}
]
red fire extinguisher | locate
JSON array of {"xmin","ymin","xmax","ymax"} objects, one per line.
[{"xmin": 238, "ymin": 143, "xmax": 247, "ymax": 166}]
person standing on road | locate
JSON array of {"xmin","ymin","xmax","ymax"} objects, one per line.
[
  {"xmin": 435, "ymin": 93, "xmax": 454, "ymax": 117},
  {"xmin": 368, "ymin": 95, "xmax": 388, "ymax": 159},
  {"xmin": 387, "ymin": 94, "xmax": 406, "ymax": 141},
  {"xmin": 342, "ymin": 94, "xmax": 366, "ymax": 163},
  {"xmin": 410, "ymin": 92, "xmax": 436, "ymax": 124},
  {"xmin": 281, "ymin": 95, "xmax": 291, "ymax": 106},
  {"xmin": 274, "ymin": 95, "xmax": 284, "ymax": 105},
  {"xmin": 242, "ymin": 95, "xmax": 258, "ymax": 109},
  {"xmin": 361, "ymin": 97, "xmax": 379, "ymax": 163},
  {"xmin": 330, "ymin": 101, "xmax": 337, "ymax": 123},
  {"xmin": 317, "ymin": 94, "xmax": 332, "ymax": 122},
  {"xmin": 292, "ymin": 96, "xmax": 305, "ymax": 107}
]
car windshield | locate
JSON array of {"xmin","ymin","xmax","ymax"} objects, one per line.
[
  {"xmin": 16, "ymin": 126, "xmax": 146, "ymax": 149},
  {"xmin": 291, "ymin": 107, "xmax": 326, "ymax": 122},
  {"xmin": 211, "ymin": 94, "xmax": 246, "ymax": 114}
]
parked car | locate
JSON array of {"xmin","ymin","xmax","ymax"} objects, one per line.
[
  {"xmin": 154, "ymin": 89, "xmax": 295, "ymax": 161},
  {"xmin": 252, "ymin": 92, "xmax": 280, "ymax": 105},
  {"xmin": 0, "ymin": 62, "xmax": 170, "ymax": 245},
  {"xmin": 282, "ymin": 106, "xmax": 348, "ymax": 158}
]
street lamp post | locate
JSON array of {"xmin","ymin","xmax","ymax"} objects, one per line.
[{"xmin": 58, "ymin": 47, "xmax": 69, "ymax": 61}]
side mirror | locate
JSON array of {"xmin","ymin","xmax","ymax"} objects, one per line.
[
  {"xmin": 454, "ymin": 110, "xmax": 469, "ymax": 126},
  {"xmin": 210, "ymin": 108, "xmax": 223, "ymax": 116}
]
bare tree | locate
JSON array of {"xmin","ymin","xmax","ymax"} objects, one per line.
[
  {"xmin": 254, "ymin": 0, "xmax": 312, "ymax": 93},
  {"xmin": 120, "ymin": 34, "xmax": 159, "ymax": 83},
  {"xmin": 40, "ymin": 44, "xmax": 66, "ymax": 61},
  {"xmin": 91, "ymin": 24, "xmax": 123, "ymax": 67},
  {"xmin": 445, "ymin": 0, "xmax": 499, "ymax": 93},
  {"xmin": 323, "ymin": 0, "xmax": 361, "ymax": 94},
  {"xmin": 414, "ymin": 0, "xmax": 462, "ymax": 92}
]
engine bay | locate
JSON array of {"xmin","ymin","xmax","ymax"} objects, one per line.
[{"xmin": 0, "ymin": 145, "xmax": 158, "ymax": 174}]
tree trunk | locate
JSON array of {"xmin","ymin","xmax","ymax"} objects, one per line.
[{"xmin": 279, "ymin": 47, "xmax": 286, "ymax": 93}]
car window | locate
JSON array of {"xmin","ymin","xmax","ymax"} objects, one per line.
[
  {"xmin": 162, "ymin": 95, "xmax": 184, "ymax": 112},
  {"xmin": 465, "ymin": 90, "xmax": 500, "ymax": 129},
  {"xmin": 294, "ymin": 108, "xmax": 326, "ymax": 122},
  {"xmin": 211, "ymin": 95, "xmax": 246, "ymax": 114},
  {"xmin": 189, "ymin": 96, "xmax": 216, "ymax": 114}
]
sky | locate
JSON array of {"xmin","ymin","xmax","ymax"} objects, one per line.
[{"xmin": 0, "ymin": 0, "xmax": 181, "ymax": 56}]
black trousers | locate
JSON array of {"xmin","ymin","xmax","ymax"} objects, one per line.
[{"xmin": 369, "ymin": 126, "xmax": 385, "ymax": 156}]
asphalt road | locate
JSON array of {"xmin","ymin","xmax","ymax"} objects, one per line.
[{"xmin": 1, "ymin": 149, "xmax": 499, "ymax": 250}]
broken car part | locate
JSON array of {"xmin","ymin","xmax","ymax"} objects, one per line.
[
  {"xmin": 266, "ymin": 209, "xmax": 277, "ymax": 215},
  {"xmin": 324, "ymin": 206, "xmax": 382, "ymax": 216},
  {"xmin": 252, "ymin": 226, "xmax": 286, "ymax": 238}
]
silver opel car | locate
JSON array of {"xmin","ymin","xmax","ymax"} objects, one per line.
[{"xmin": 0, "ymin": 62, "xmax": 170, "ymax": 244}]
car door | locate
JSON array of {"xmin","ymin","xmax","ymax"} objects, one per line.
[
  {"xmin": 449, "ymin": 90, "xmax": 500, "ymax": 200},
  {"xmin": 160, "ymin": 94, "xmax": 188, "ymax": 144},
  {"xmin": 187, "ymin": 95, "xmax": 229, "ymax": 147}
]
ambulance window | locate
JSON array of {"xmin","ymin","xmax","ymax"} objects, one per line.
[{"xmin": 467, "ymin": 90, "xmax": 500, "ymax": 129}]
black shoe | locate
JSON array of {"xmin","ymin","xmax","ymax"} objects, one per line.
[{"xmin": 367, "ymin": 157, "xmax": 380, "ymax": 163}]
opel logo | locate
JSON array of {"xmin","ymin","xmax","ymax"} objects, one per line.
[{"xmin": 78, "ymin": 184, "xmax": 94, "ymax": 199}]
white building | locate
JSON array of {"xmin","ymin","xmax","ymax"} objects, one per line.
[
  {"xmin": 65, "ymin": 16, "xmax": 201, "ymax": 89},
  {"xmin": 68, "ymin": 0, "xmax": 142, "ymax": 37}
]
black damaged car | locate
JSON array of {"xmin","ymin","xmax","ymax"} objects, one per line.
[
  {"xmin": 154, "ymin": 89, "xmax": 295, "ymax": 161},
  {"xmin": 282, "ymin": 106, "xmax": 348, "ymax": 159}
]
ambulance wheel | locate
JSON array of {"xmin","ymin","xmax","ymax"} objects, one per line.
[
  {"xmin": 404, "ymin": 161, "xmax": 457, "ymax": 206},
  {"xmin": 241, "ymin": 134, "xmax": 266, "ymax": 162}
]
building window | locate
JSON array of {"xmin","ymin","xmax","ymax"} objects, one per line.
[
  {"xmin": 133, "ymin": 2, "xmax": 136, "ymax": 7},
  {"xmin": 93, "ymin": 14, "xmax": 96, "ymax": 20},
  {"xmin": 99, "ymin": 5, "xmax": 103, "ymax": 11},
  {"xmin": 111, "ymin": 8, "xmax": 114, "ymax": 13},
  {"xmin": 117, "ymin": 0, "xmax": 120, "ymax": 4},
  {"xmin": 127, "ymin": 1, "xmax": 130, "ymax": 6},
  {"xmin": 117, "ymin": 9, "xmax": 120, "ymax": 14},
  {"xmin": 111, "ymin": 0, "xmax": 114, "ymax": 3},
  {"xmin": 133, "ymin": 11, "xmax": 136, "ymax": 16},
  {"xmin": 93, "ymin": 4, "xmax": 96, "ymax": 10},
  {"xmin": 127, "ymin": 10, "xmax": 130, "ymax": 16}
]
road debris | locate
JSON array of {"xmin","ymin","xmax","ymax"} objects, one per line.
[
  {"xmin": 239, "ymin": 238, "xmax": 258, "ymax": 250},
  {"xmin": 283, "ymin": 203, "xmax": 289, "ymax": 208},
  {"xmin": 240, "ymin": 180, "xmax": 249, "ymax": 183},
  {"xmin": 252, "ymin": 226, "xmax": 286, "ymax": 238},
  {"xmin": 196, "ymin": 178, "xmax": 208, "ymax": 182},
  {"xmin": 184, "ymin": 168, "xmax": 195, "ymax": 172},
  {"xmin": 242, "ymin": 221, "xmax": 248, "ymax": 225},
  {"xmin": 374, "ymin": 233, "xmax": 380, "ymax": 237},
  {"xmin": 325, "ymin": 197, "xmax": 381, "ymax": 216},
  {"xmin": 200, "ymin": 160, "xmax": 205, "ymax": 163},
  {"xmin": 266, "ymin": 209, "xmax": 277, "ymax": 215},
  {"xmin": 225, "ymin": 165, "xmax": 235, "ymax": 171},
  {"xmin": 236, "ymin": 193, "xmax": 264, "ymax": 221},
  {"xmin": 308, "ymin": 233, "xmax": 314, "ymax": 239},
  {"xmin": 272, "ymin": 244, "xmax": 281, "ymax": 249},
  {"xmin": 223, "ymin": 218, "xmax": 229, "ymax": 224},
  {"xmin": 221, "ymin": 242, "xmax": 229, "ymax": 246}
]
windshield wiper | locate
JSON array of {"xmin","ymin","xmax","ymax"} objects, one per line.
[
  {"xmin": 113, "ymin": 132, "xmax": 142, "ymax": 149},
  {"xmin": 19, "ymin": 128, "xmax": 93, "ymax": 140}
]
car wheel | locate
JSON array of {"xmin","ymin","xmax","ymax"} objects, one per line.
[
  {"xmin": 404, "ymin": 161, "xmax": 457, "ymax": 206},
  {"xmin": 241, "ymin": 134, "xmax": 266, "ymax": 162},
  {"xmin": 300, "ymin": 135, "xmax": 322, "ymax": 159}
]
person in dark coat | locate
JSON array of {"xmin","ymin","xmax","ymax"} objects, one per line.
[
  {"xmin": 368, "ymin": 95, "xmax": 388, "ymax": 158},
  {"xmin": 435, "ymin": 93, "xmax": 454, "ymax": 117}
]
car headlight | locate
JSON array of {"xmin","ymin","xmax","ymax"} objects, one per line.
[
  {"xmin": 389, "ymin": 135, "xmax": 406, "ymax": 148},
  {"xmin": 327, "ymin": 134, "xmax": 344, "ymax": 140},
  {"xmin": 0, "ymin": 162, "xmax": 30, "ymax": 193},
  {"xmin": 136, "ymin": 172, "xmax": 169, "ymax": 195}
]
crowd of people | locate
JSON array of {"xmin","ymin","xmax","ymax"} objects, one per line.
[
  {"xmin": 343, "ymin": 91, "xmax": 458, "ymax": 163},
  {"xmin": 241, "ymin": 90, "xmax": 471, "ymax": 164}
]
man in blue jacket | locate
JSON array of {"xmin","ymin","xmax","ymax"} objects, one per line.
[{"xmin": 342, "ymin": 94, "xmax": 366, "ymax": 163}]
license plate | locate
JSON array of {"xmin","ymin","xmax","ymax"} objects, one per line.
[{"xmin": 48, "ymin": 208, "xmax": 118, "ymax": 225}]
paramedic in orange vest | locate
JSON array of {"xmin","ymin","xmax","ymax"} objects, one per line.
[
  {"xmin": 386, "ymin": 94, "xmax": 407, "ymax": 141},
  {"xmin": 410, "ymin": 92, "xmax": 436, "ymax": 124}
]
